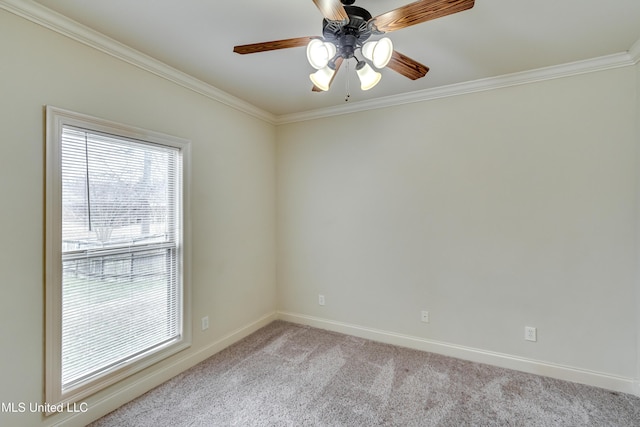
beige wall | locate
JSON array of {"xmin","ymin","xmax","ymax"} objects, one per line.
[
  {"xmin": 0, "ymin": 10, "xmax": 276, "ymax": 427},
  {"xmin": 277, "ymin": 66, "xmax": 638, "ymax": 379}
]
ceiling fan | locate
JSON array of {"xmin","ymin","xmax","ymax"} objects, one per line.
[{"xmin": 233, "ymin": 0, "xmax": 475, "ymax": 92}]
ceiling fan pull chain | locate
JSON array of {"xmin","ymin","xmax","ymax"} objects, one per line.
[{"xmin": 345, "ymin": 59, "xmax": 351, "ymax": 102}]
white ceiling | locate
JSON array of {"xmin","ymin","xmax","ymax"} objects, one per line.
[{"xmin": 28, "ymin": 0, "xmax": 640, "ymax": 117}]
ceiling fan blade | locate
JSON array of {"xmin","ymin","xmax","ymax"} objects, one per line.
[
  {"xmin": 312, "ymin": 57, "xmax": 344, "ymax": 92},
  {"xmin": 371, "ymin": 0, "xmax": 475, "ymax": 33},
  {"xmin": 233, "ymin": 36, "xmax": 317, "ymax": 55},
  {"xmin": 387, "ymin": 51, "xmax": 429, "ymax": 80},
  {"xmin": 312, "ymin": 0, "xmax": 349, "ymax": 21}
]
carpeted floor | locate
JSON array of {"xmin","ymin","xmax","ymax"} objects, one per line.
[{"xmin": 90, "ymin": 320, "xmax": 640, "ymax": 426}]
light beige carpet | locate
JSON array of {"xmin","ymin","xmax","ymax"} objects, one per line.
[{"xmin": 90, "ymin": 321, "xmax": 640, "ymax": 426}]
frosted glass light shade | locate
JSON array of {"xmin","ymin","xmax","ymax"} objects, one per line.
[
  {"xmin": 361, "ymin": 42, "xmax": 375, "ymax": 61},
  {"xmin": 362, "ymin": 37, "xmax": 393, "ymax": 69},
  {"xmin": 307, "ymin": 39, "xmax": 337, "ymax": 70},
  {"xmin": 356, "ymin": 63, "xmax": 381, "ymax": 90},
  {"xmin": 309, "ymin": 66, "xmax": 336, "ymax": 91}
]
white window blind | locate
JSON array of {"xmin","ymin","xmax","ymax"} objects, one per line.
[
  {"xmin": 46, "ymin": 107, "xmax": 190, "ymax": 408},
  {"xmin": 60, "ymin": 126, "xmax": 181, "ymax": 389}
]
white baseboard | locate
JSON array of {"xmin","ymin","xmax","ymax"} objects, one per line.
[
  {"xmin": 54, "ymin": 311, "xmax": 278, "ymax": 427},
  {"xmin": 46, "ymin": 308, "xmax": 639, "ymax": 426},
  {"xmin": 277, "ymin": 311, "xmax": 638, "ymax": 397}
]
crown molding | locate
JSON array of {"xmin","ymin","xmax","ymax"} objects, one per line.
[
  {"xmin": 276, "ymin": 49, "xmax": 638, "ymax": 125},
  {"xmin": 0, "ymin": 0, "xmax": 277, "ymax": 124},
  {"xmin": 3, "ymin": 0, "xmax": 638, "ymax": 127}
]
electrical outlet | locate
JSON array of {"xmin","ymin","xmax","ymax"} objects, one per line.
[
  {"xmin": 318, "ymin": 294, "xmax": 325, "ymax": 306},
  {"xmin": 421, "ymin": 310, "xmax": 429, "ymax": 323},
  {"xmin": 201, "ymin": 316, "xmax": 209, "ymax": 331},
  {"xmin": 525, "ymin": 326, "xmax": 537, "ymax": 342}
]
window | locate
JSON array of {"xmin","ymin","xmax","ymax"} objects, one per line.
[{"xmin": 45, "ymin": 106, "xmax": 190, "ymax": 407}]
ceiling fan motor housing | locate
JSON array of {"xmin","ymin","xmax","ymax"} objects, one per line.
[{"xmin": 322, "ymin": 5, "xmax": 373, "ymax": 58}]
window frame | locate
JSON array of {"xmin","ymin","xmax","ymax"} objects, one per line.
[{"xmin": 45, "ymin": 106, "xmax": 191, "ymax": 409}]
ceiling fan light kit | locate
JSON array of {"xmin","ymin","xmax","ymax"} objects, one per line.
[
  {"xmin": 306, "ymin": 36, "xmax": 392, "ymax": 91},
  {"xmin": 234, "ymin": 0, "xmax": 475, "ymax": 93}
]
